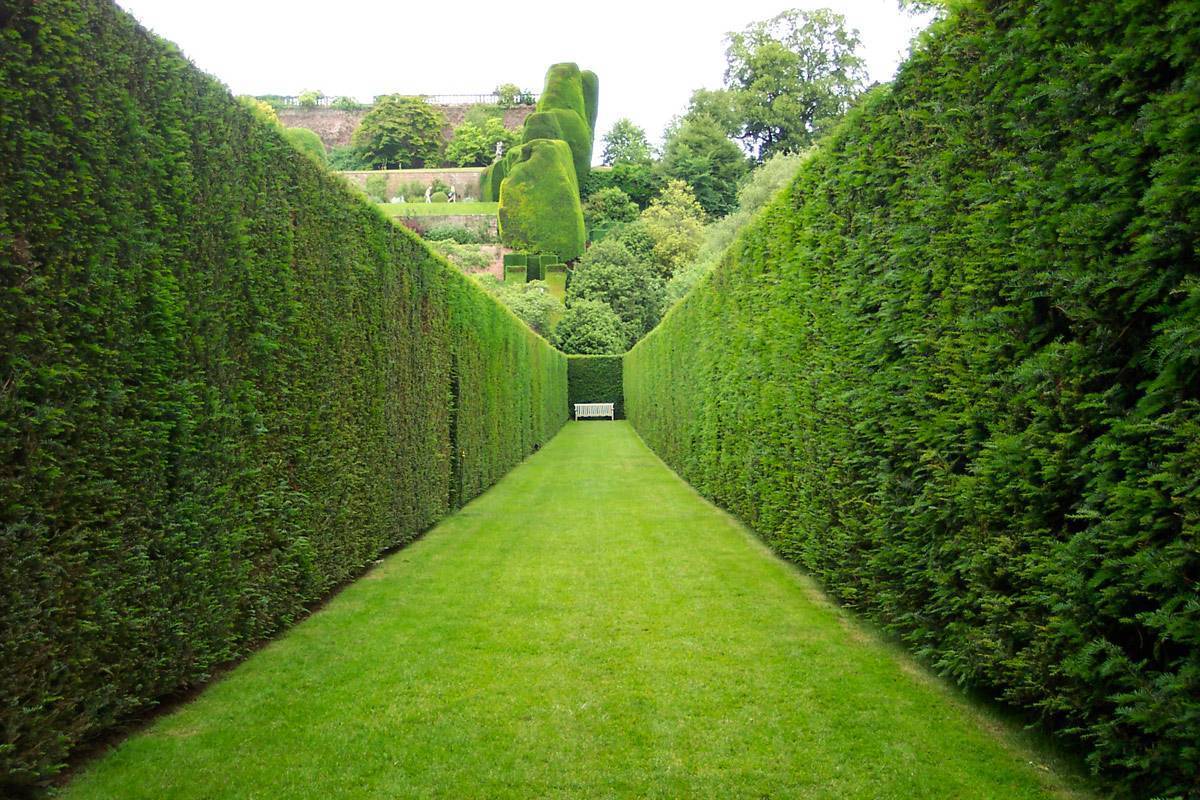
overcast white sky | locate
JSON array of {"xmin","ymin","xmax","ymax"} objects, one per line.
[{"xmin": 115, "ymin": 0, "xmax": 932, "ymax": 150}]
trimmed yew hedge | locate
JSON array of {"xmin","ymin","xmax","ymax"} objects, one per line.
[
  {"xmin": 497, "ymin": 139, "xmax": 585, "ymax": 261},
  {"xmin": 625, "ymin": 1, "xmax": 1198, "ymax": 796},
  {"xmin": 0, "ymin": 0, "xmax": 566, "ymax": 788},
  {"xmin": 568, "ymin": 356, "xmax": 624, "ymax": 419}
]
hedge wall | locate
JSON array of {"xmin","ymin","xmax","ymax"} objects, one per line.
[
  {"xmin": 497, "ymin": 139, "xmax": 585, "ymax": 261},
  {"xmin": 568, "ymin": 356, "xmax": 624, "ymax": 419},
  {"xmin": 0, "ymin": 0, "xmax": 567, "ymax": 788},
  {"xmin": 624, "ymin": 1, "xmax": 1198, "ymax": 796}
]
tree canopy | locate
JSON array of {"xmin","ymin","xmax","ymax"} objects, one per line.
[
  {"xmin": 601, "ymin": 118, "xmax": 653, "ymax": 165},
  {"xmin": 660, "ymin": 115, "xmax": 749, "ymax": 218},
  {"xmin": 352, "ymin": 95, "xmax": 446, "ymax": 169},
  {"xmin": 446, "ymin": 118, "xmax": 520, "ymax": 167},
  {"xmin": 552, "ymin": 299, "xmax": 628, "ymax": 355},
  {"xmin": 724, "ymin": 8, "xmax": 867, "ymax": 159}
]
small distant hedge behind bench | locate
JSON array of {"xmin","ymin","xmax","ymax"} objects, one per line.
[
  {"xmin": 0, "ymin": 0, "xmax": 566, "ymax": 788},
  {"xmin": 567, "ymin": 356, "xmax": 624, "ymax": 419},
  {"xmin": 625, "ymin": 1, "xmax": 1198, "ymax": 796}
]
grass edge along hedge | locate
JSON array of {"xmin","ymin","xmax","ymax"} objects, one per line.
[
  {"xmin": 624, "ymin": 1, "xmax": 1198, "ymax": 797},
  {"xmin": 567, "ymin": 355, "xmax": 624, "ymax": 419},
  {"xmin": 0, "ymin": 0, "xmax": 567, "ymax": 788}
]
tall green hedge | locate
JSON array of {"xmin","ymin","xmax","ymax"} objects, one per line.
[
  {"xmin": 625, "ymin": 1, "xmax": 1198, "ymax": 796},
  {"xmin": 497, "ymin": 139, "xmax": 585, "ymax": 261},
  {"xmin": 568, "ymin": 356, "xmax": 624, "ymax": 419},
  {"xmin": 0, "ymin": 0, "xmax": 567, "ymax": 788}
]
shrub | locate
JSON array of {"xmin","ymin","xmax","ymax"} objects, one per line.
[
  {"xmin": 447, "ymin": 118, "xmax": 520, "ymax": 167},
  {"xmin": 499, "ymin": 280, "xmax": 564, "ymax": 337},
  {"xmin": 498, "ymin": 139, "xmax": 585, "ymax": 261},
  {"xmin": 552, "ymin": 299, "xmax": 627, "ymax": 355},
  {"xmin": 284, "ymin": 127, "xmax": 328, "ymax": 165},
  {"xmin": 624, "ymin": 1, "xmax": 1200, "ymax": 794},
  {"xmin": 424, "ymin": 224, "xmax": 484, "ymax": 244},
  {"xmin": 430, "ymin": 190, "xmax": 449, "ymax": 203},
  {"xmin": 426, "ymin": 240, "xmax": 494, "ymax": 272},
  {"xmin": 504, "ymin": 265, "xmax": 527, "ymax": 283},
  {"xmin": 636, "ymin": 179, "xmax": 705, "ymax": 277},
  {"xmin": 237, "ymin": 95, "xmax": 279, "ymax": 127},
  {"xmin": 364, "ymin": 173, "xmax": 389, "ymax": 202},
  {"xmin": 584, "ymin": 161, "xmax": 662, "ymax": 208},
  {"xmin": 297, "ymin": 88, "xmax": 323, "ymax": 108},
  {"xmin": 503, "ymin": 253, "xmax": 527, "ymax": 267},
  {"xmin": 583, "ymin": 186, "xmax": 638, "ymax": 240},
  {"xmin": 567, "ymin": 238, "xmax": 664, "ymax": 346},
  {"xmin": 0, "ymin": 3, "xmax": 567, "ymax": 785},
  {"xmin": 331, "ymin": 95, "xmax": 362, "ymax": 110},
  {"xmin": 330, "ymin": 144, "xmax": 370, "ymax": 171},
  {"xmin": 568, "ymin": 355, "xmax": 623, "ymax": 418}
]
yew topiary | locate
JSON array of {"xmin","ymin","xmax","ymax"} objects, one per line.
[{"xmin": 498, "ymin": 139, "xmax": 585, "ymax": 261}]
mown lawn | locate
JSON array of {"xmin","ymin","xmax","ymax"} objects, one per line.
[
  {"xmin": 377, "ymin": 201, "xmax": 498, "ymax": 217},
  {"xmin": 62, "ymin": 423, "xmax": 1094, "ymax": 799}
]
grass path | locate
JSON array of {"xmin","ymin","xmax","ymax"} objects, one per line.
[{"xmin": 62, "ymin": 423, "xmax": 1093, "ymax": 799}]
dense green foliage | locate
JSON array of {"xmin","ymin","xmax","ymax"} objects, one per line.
[
  {"xmin": 625, "ymin": 179, "xmax": 706, "ymax": 278},
  {"xmin": 351, "ymin": 94, "xmax": 446, "ymax": 169},
  {"xmin": 0, "ymin": 1, "xmax": 567, "ymax": 787},
  {"xmin": 583, "ymin": 187, "xmax": 638, "ymax": 241},
  {"xmin": 583, "ymin": 161, "xmax": 662, "ymax": 208},
  {"xmin": 474, "ymin": 277, "xmax": 563, "ymax": 337},
  {"xmin": 537, "ymin": 63, "xmax": 588, "ymax": 124},
  {"xmin": 567, "ymin": 239, "xmax": 664, "ymax": 348},
  {"xmin": 497, "ymin": 140, "xmax": 585, "ymax": 261},
  {"xmin": 666, "ymin": 152, "xmax": 806, "ymax": 306},
  {"xmin": 552, "ymin": 300, "xmax": 627, "ymax": 355},
  {"xmin": 625, "ymin": 2, "xmax": 1199, "ymax": 795},
  {"xmin": 659, "ymin": 115, "xmax": 749, "ymax": 217},
  {"xmin": 283, "ymin": 127, "xmax": 327, "ymax": 165},
  {"xmin": 723, "ymin": 9, "xmax": 866, "ymax": 159},
  {"xmin": 600, "ymin": 118, "xmax": 652, "ymax": 167},
  {"xmin": 445, "ymin": 118, "xmax": 519, "ymax": 167},
  {"xmin": 567, "ymin": 356, "xmax": 624, "ymax": 418},
  {"xmin": 522, "ymin": 109, "xmax": 592, "ymax": 184}
]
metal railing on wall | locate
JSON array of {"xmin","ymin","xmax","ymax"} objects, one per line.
[{"xmin": 270, "ymin": 93, "xmax": 539, "ymax": 108}]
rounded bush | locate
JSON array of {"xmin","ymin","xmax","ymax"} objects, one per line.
[{"xmin": 430, "ymin": 191, "xmax": 449, "ymax": 203}]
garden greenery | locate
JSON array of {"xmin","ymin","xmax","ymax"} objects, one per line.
[
  {"xmin": 567, "ymin": 356, "xmax": 624, "ymax": 419},
  {"xmin": 625, "ymin": 1, "xmax": 1199, "ymax": 795},
  {"xmin": 0, "ymin": 1, "xmax": 566, "ymax": 787}
]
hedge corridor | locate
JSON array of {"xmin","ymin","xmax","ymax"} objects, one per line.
[
  {"xmin": 625, "ymin": 1, "xmax": 1198, "ymax": 796},
  {"xmin": 0, "ymin": 0, "xmax": 566, "ymax": 787}
]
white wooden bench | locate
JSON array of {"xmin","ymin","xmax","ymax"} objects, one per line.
[{"xmin": 574, "ymin": 402, "xmax": 615, "ymax": 420}]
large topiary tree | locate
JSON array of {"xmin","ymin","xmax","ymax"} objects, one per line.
[
  {"xmin": 522, "ymin": 108, "xmax": 592, "ymax": 184},
  {"xmin": 352, "ymin": 95, "xmax": 446, "ymax": 169},
  {"xmin": 498, "ymin": 139, "xmax": 585, "ymax": 260}
]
